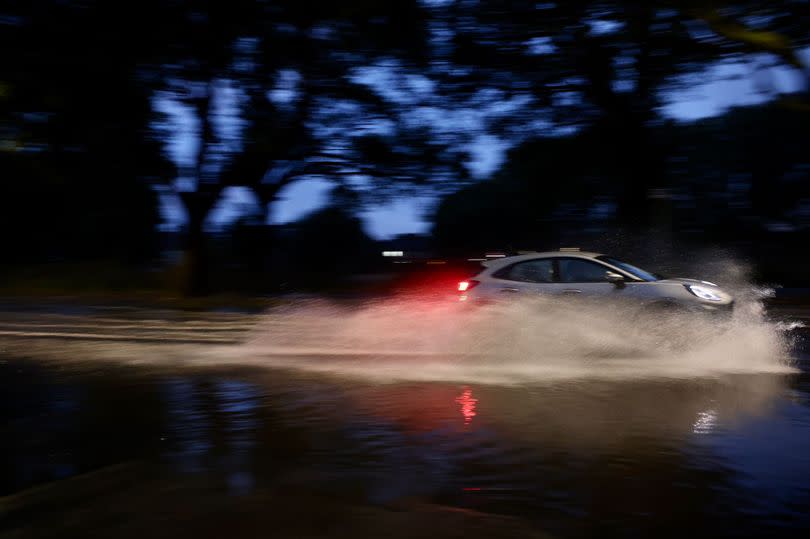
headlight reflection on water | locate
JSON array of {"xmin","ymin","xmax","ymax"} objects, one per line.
[{"xmin": 693, "ymin": 409, "xmax": 719, "ymax": 434}]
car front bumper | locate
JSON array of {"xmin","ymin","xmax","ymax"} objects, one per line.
[{"xmin": 696, "ymin": 300, "xmax": 735, "ymax": 318}]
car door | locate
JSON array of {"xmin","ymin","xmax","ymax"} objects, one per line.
[
  {"xmin": 490, "ymin": 258, "xmax": 557, "ymax": 296},
  {"xmin": 553, "ymin": 257, "xmax": 626, "ymax": 298}
]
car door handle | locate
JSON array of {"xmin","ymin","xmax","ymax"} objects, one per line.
[
  {"xmin": 562, "ymin": 289, "xmax": 582, "ymax": 294},
  {"xmin": 499, "ymin": 287, "xmax": 520, "ymax": 293}
]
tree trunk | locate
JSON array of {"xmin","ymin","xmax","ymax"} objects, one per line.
[
  {"xmin": 179, "ymin": 81, "xmax": 219, "ymax": 297},
  {"xmin": 179, "ymin": 190, "xmax": 218, "ymax": 297},
  {"xmin": 183, "ymin": 225, "xmax": 208, "ymax": 297}
]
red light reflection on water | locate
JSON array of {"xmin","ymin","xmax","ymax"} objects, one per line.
[{"xmin": 455, "ymin": 387, "xmax": 478, "ymax": 426}]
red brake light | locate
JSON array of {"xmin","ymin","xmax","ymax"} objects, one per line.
[{"xmin": 458, "ymin": 280, "xmax": 479, "ymax": 292}]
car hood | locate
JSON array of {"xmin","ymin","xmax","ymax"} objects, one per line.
[{"xmin": 656, "ymin": 277, "xmax": 721, "ymax": 287}]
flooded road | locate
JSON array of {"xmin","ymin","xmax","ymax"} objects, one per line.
[{"xmin": 2, "ymin": 300, "xmax": 810, "ymax": 538}]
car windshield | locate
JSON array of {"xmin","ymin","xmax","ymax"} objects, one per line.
[{"xmin": 596, "ymin": 256, "xmax": 660, "ymax": 282}]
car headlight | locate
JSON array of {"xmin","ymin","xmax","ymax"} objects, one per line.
[{"xmin": 685, "ymin": 284, "xmax": 723, "ymax": 301}]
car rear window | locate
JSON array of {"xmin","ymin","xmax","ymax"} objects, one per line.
[{"xmin": 493, "ymin": 259, "xmax": 554, "ymax": 283}]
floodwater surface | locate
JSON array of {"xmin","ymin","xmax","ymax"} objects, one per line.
[{"xmin": 1, "ymin": 296, "xmax": 809, "ymax": 538}]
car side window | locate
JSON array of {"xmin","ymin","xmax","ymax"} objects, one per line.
[
  {"xmin": 494, "ymin": 259, "xmax": 554, "ymax": 283},
  {"xmin": 557, "ymin": 258, "xmax": 612, "ymax": 283}
]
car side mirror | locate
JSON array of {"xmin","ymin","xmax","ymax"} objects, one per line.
[{"xmin": 605, "ymin": 271, "xmax": 625, "ymax": 287}]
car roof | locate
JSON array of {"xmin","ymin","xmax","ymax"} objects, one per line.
[{"xmin": 481, "ymin": 250, "xmax": 605, "ymax": 269}]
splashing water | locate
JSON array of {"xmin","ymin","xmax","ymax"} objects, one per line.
[{"xmin": 238, "ymin": 286, "xmax": 798, "ymax": 384}]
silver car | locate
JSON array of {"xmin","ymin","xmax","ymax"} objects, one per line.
[{"xmin": 457, "ymin": 250, "xmax": 734, "ymax": 316}]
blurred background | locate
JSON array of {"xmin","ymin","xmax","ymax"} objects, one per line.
[{"xmin": 2, "ymin": 0, "xmax": 810, "ymax": 298}]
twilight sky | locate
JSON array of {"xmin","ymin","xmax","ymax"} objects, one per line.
[{"xmin": 157, "ymin": 52, "xmax": 807, "ymax": 239}]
